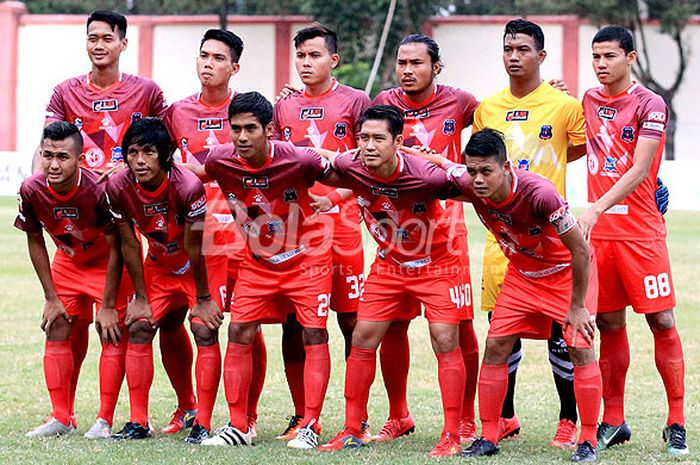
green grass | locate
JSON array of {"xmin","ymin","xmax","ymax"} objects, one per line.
[{"xmin": 0, "ymin": 196, "xmax": 698, "ymax": 464}]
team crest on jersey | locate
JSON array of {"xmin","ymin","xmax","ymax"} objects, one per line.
[
  {"xmin": 110, "ymin": 147, "xmax": 123, "ymax": 163},
  {"xmin": 587, "ymin": 153, "xmax": 599, "ymax": 175},
  {"xmin": 597, "ymin": 106, "xmax": 617, "ymax": 120},
  {"xmin": 131, "ymin": 112, "xmax": 142, "ymax": 123},
  {"xmin": 539, "ymin": 125, "xmax": 553, "ymax": 140},
  {"xmin": 395, "ymin": 229, "xmax": 410, "ymax": 240},
  {"xmin": 412, "ymin": 202, "xmax": 427, "ymax": 214},
  {"xmin": 92, "ymin": 99, "xmax": 118, "ymax": 112},
  {"xmin": 334, "ymin": 123, "xmax": 348, "ymax": 139},
  {"xmin": 198, "ymin": 118, "xmax": 224, "ymax": 131},
  {"xmin": 506, "ymin": 110, "xmax": 529, "ymax": 122},
  {"xmin": 620, "ymin": 126, "xmax": 635, "ymax": 143},
  {"xmin": 144, "ymin": 202, "xmax": 169, "ymax": 216},
  {"xmin": 242, "ymin": 176, "xmax": 269, "ymax": 189},
  {"xmin": 283, "ymin": 127, "xmax": 292, "ymax": 141},
  {"xmin": 267, "ymin": 220, "xmax": 283, "ymax": 234},
  {"xmin": 371, "ymin": 187, "xmax": 398, "ymax": 199},
  {"xmin": 283, "ymin": 189, "xmax": 299, "ymax": 203},
  {"xmin": 85, "ymin": 148, "xmax": 105, "ymax": 168},
  {"xmin": 403, "ymin": 108, "xmax": 429, "ymax": 119},
  {"xmin": 442, "ymin": 119, "xmax": 456, "ymax": 135},
  {"xmin": 300, "ymin": 107, "xmax": 324, "ymax": 120},
  {"xmin": 73, "ymin": 117, "xmax": 83, "ymax": 130},
  {"xmin": 604, "ymin": 156, "xmax": 617, "ymax": 172},
  {"xmin": 180, "ymin": 137, "xmax": 189, "ymax": 151},
  {"xmin": 53, "ymin": 207, "xmax": 79, "ymax": 220},
  {"xmin": 517, "ymin": 159, "xmax": 531, "ymax": 171}
]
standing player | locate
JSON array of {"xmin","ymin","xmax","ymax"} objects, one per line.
[
  {"xmin": 271, "ymin": 25, "xmax": 369, "ymax": 441},
  {"xmin": 371, "ymin": 33, "xmax": 480, "ymax": 443},
  {"xmin": 578, "ymin": 26, "xmax": 687, "ymax": 456},
  {"xmin": 472, "ymin": 19, "xmax": 587, "ymax": 446},
  {"xmin": 18, "ymin": 122, "xmax": 131, "ymax": 438},
  {"xmin": 164, "ymin": 29, "xmax": 267, "ymax": 444},
  {"xmin": 105, "ymin": 117, "xmax": 221, "ymax": 440},
  {"xmin": 195, "ymin": 92, "xmax": 333, "ymax": 449},
  {"xmin": 316, "ymin": 105, "xmax": 471, "ymax": 457},
  {"xmin": 420, "ymin": 128, "xmax": 601, "ymax": 463},
  {"xmin": 40, "ymin": 10, "xmax": 167, "ymax": 174}
]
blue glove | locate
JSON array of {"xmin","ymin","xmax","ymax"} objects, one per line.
[{"xmin": 655, "ymin": 177, "xmax": 669, "ymax": 215}]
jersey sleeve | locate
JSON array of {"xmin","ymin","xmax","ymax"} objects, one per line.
[
  {"xmin": 14, "ymin": 182, "xmax": 42, "ymax": 233},
  {"xmin": 180, "ymin": 178, "xmax": 207, "ymax": 223},
  {"xmin": 472, "ymin": 103, "xmax": 484, "ymax": 132},
  {"xmin": 460, "ymin": 90, "xmax": 479, "ymax": 128},
  {"xmin": 271, "ymin": 102, "xmax": 283, "ymax": 141},
  {"xmin": 105, "ymin": 178, "xmax": 128, "ymax": 225},
  {"xmin": 149, "ymin": 82, "xmax": 168, "ymax": 119},
  {"xmin": 302, "ymin": 148, "xmax": 333, "ymax": 181},
  {"xmin": 44, "ymin": 85, "xmax": 66, "ymax": 123},
  {"xmin": 565, "ymin": 98, "xmax": 586, "ymax": 147},
  {"xmin": 96, "ymin": 189, "xmax": 117, "ymax": 234},
  {"xmin": 442, "ymin": 160, "xmax": 474, "ymax": 199},
  {"xmin": 531, "ymin": 184, "xmax": 573, "ymax": 234},
  {"xmin": 352, "ymin": 92, "xmax": 372, "ymax": 134},
  {"xmin": 638, "ymin": 94, "xmax": 668, "ymax": 140},
  {"xmin": 430, "ymin": 166, "xmax": 462, "ymax": 199}
]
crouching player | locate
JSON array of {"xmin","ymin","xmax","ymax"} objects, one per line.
[
  {"xmin": 419, "ymin": 128, "xmax": 601, "ymax": 462},
  {"xmin": 105, "ymin": 117, "xmax": 221, "ymax": 439},
  {"xmin": 18, "ymin": 122, "xmax": 132, "ymax": 438},
  {"xmin": 315, "ymin": 105, "xmax": 472, "ymax": 457}
]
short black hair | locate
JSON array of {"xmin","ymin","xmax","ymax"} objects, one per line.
[
  {"xmin": 228, "ymin": 92, "xmax": 273, "ymax": 127},
  {"xmin": 87, "ymin": 10, "xmax": 127, "ymax": 40},
  {"xmin": 201, "ymin": 29, "xmax": 244, "ymax": 63},
  {"xmin": 592, "ymin": 26, "xmax": 635, "ymax": 55},
  {"xmin": 121, "ymin": 117, "xmax": 174, "ymax": 170},
  {"xmin": 399, "ymin": 33, "xmax": 442, "ymax": 69},
  {"xmin": 42, "ymin": 121, "xmax": 83, "ymax": 154},
  {"xmin": 293, "ymin": 24, "xmax": 338, "ymax": 55},
  {"xmin": 504, "ymin": 19, "xmax": 544, "ymax": 51},
  {"xmin": 358, "ymin": 105, "xmax": 404, "ymax": 139},
  {"xmin": 464, "ymin": 128, "xmax": 507, "ymax": 166}
]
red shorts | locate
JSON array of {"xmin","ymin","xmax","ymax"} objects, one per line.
[
  {"xmin": 359, "ymin": 253, "xmax": 472, "ymax": 324},
  {"xmin": 329, "ymin": 232, "xmax": 365, "ymax": 314},
  {"xmin": 592, "ymin": 238, "xmax": 676, "ymax": 314},
  {"xmin": 51, "ymin": 252, "xmax": 132, "ymax": 322},
  {"xmin": 232, "ymin": 252, "xmax": 332, "ymax": 329},
  {"xmin": 143, "ymin": 258, "xmax": 196, "ymax": 322},
  {"xmin": 490, "ymin": 260, "xmax": 599, "ymax": 349}
]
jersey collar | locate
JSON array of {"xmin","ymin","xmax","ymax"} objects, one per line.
[
  {"xmin": 303, "ymin": 79, "xmax": 339, "ymax": 99},
  {"xmin": 46, "ymin": 169, "xmax": 82, "ymax": 201},
  {"xmin": 135, "ymin": 170, "xmax": 170, "ymax": 198},
  {"xmin": 238, "ymin": 142, "xmax": 275, "ymax": 172},
  {"xmin": 485, "ymin": 166, "xmax": 519, "ymax": 208}
]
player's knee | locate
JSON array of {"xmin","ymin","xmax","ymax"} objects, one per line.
[
  {"xmin": 46, "ymin": 317, "xmax": 72, "ymax": 342},
  {"xmin": 128, "ymin": 320, "xmax": 156, "ymax": 344},
  {"xmin": 430, "ymin": 328, "xmax": 459, "ymax": 353},
  {"xmin": 302, "ymin": 327, "xmax": 329, "ymax": 346},
  {"xmin": 646, "ymin": 309, "xmax": 675, "ymax": 331},
  {"xmin": 228, "ymin": 322, "xmax": 257, "ymax": 344},
  {"xmin": 596, "ymin": 311, "xmax": 626, "ymax": 332},
  {"xmin": 569, "ymin": 347, "xmax": 596, "ymax": 366},
  {"xmin": 191, "ymin": 322, "xmax": 218, "ymax": 346},
  {"xmin": 483, "ymin": 336, "xmax": 515, "ymax": 364}
]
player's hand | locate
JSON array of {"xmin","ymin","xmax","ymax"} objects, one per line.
[
  {"xmin": 563, "ymin": 304, "xmax": 595, "ymax": 347},
  {"xmin": 655, "ymin": 177, "xmax": 669, "ymax": 215},
  {"xmin": 190, "ymin": 298, "xmax": 223, "ymax": 330},
  {"xmin": 350, "ymin": 148, "xmax": 361, "ymax": 161},
  {"xmin": 95, "ymin": 306, "xmax": 122, "ymax": 345},
  {"xmin": 125, "ymin": 296, "xmax": 155, "ymax": 328},
  {"xmin": 549, "ymin": 78, "xmax": 570, "ymax": 95},
  {"xmin": 96, "ymin": 164, "xmax": 124, "ymax": 184},
  {"xmin": 410, "ymin": 144, "xmax": 438, "ymax": 155},
  {"xmin": 577, "ymin": 208, "xmax": 599, "ymax": 242},
  {"xmin": 40, "ymin": 298, "xmax": 71, "ymax": 337},
  {"xmin": 275, "ymin": 83, "xmax": 301, "ymax": 102},
  {"xmin": 309, "ymin": 193, "xmax": 334, "ymax": 215}
]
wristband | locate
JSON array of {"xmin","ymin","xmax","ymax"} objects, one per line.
[
  {"xmin": 326, "ymin": 190, "xmax": 343, "ymax": 207},
  {"xmin": 196, "ymin": 294, "xmax": 211, "ymax": 301}
]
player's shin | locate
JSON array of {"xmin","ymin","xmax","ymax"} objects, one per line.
[
  {"xmin": 223, "ymin": 342, "xmax": 253, "ymax": 431},
  {"xmin": 379, "ymin": 322, "xmax": 410, "ymax": 419},
  {"xmin": 160, "ymin": 324, "xmax": 196, "ymax": 410},
  {"xmin": 572, "ymin": 359, "xmax": 602, "ymax": 447},
  {"xmin": 478, "ymin": 363, "xmax": 509, "ymax": 444},
  {"xmin": 44, "ymin": 340, "xmax": 74, "ymax": 425},
  {"xmin": 652, "ymin": 325, "xmax": 685, "ymax": 426},
  {"xmin": 345, "ymin": 346, "xmax": 377, "ymax": 436},
  {"xmin": 437, "ymin": 348, "xmax": 466, "ymax": 437},
  {"xmin": 459, "ymin": 320, "xmax": 479, "ymax": 424},
  {"xmin": 302, "ymin": 342, "xmax": 331, "ymax": 426},
  {"xmin": 248, "ymin": 330, "xmax": 267, "ymax": 423},
  {"xmin": 125, "ymin": 342, "xmax": 154, "ymax": 425},
  {"xmin": 599, "ymin": 325, "xmax": 629, "ymax": 425},
  {"xmin": 69, "ymin": 318, "xmax": 91, "ymax": 414},
  {"xmin": 97, "ymin": 336, "xmax": 128, "ymax": 425},
  {"xmin": 195, "ymin": 343, "xmax": 221, "ymax": 431}
]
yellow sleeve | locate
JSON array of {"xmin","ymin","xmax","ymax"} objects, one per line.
[
  {"xmin": 566, "ymin": 98, "xmax": 586, "ymax": 147},
  {"xmin": 473, "ymin": 103, "xmax": 484, "ymax": 132}
]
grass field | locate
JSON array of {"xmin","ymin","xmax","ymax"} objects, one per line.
[{"xmin": 0, "ymin": 196, "xmax": 698, "ymax": 464}]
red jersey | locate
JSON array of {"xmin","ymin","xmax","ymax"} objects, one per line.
[
  {"xmin": 164, "ymin": 91, "xmax": 242, "ymax": 257},
  {"xmin": 45, "ymin": 73, "xmax": 167, "ymax": 172},
  {"xmin": 583, "ymin": 83, "xmax": 668, "ymax": 240},
  {"xmin": 204, "ymin": 140, "xmax": 332, "ymax": 268},
  {"xmin": 15, "ymin": 169, "xmax": 113, "ymax": 265},
  {"xmin": 106, "ymin": 165, "xmax": 206, "ymax": 274},
  {"xmin": 332, "ymin": 150, "xmax": 459, "ymax": 266},
  {"xmin": 445, "ymin": 162, "xmax": 573, "ymax": 278}
]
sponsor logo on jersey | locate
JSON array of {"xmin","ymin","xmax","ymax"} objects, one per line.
[
  {"xmin": 412, "ymin": 202, "xmax": 427, "ymax": 214},
  {"xmin": 283, "ymin": 127, "xmax": 292, "ymax": 141},
  {"xmin": 488, "ymin": 210, "xmax": 512, "ymax": 225},
  {"xmin": 642, "ymin": 121, "xmax": 665, "ymax": 132},
  {"xmin": 647, "ymin": 111, "xmax": 666, "ymax": 122},
  {"xmin": 505, "ymin": 110, "xmax": 529, "ymax": 122},
  {"xmin": 403, "ymin": 108, "xmax": 429, "ymax": 119},
  {"xmin": 110, "ymin": 147, "xmax": 123, "ymax": 163},
  {"xmin": 197, "ymin": 118, "xmax": 224, "ymax": 131},
  {"xmin": 604, "ymin": 155, "xmax": 617, "ymax": 172},
  {"xmin": 131, "ymin": 112, "xmax": 142, "ymax": 123},
  {"xmin": 548, "ymin": 205, "xmax": 569, "ymax": 222},
  {"xmin": 517, "ymin": 159, "xmax": 531, "ymax": 171},
  {"xmin": 596, "ymin": 106, "xmax": 617, "ymax": 120},
  {"xmin": 242, "ymin": 176, "xmax": 269, "ymax": 189},
  {"xmin": 189, "ymin": 195, "xmax": 207, "ymax": 218},
  {"xmin": 620, "ymin": 126, "xmax": 635, "ymax": 143},
  {"xmin": 300, "ymin": 107, "xmax": 324, "ymax": 120},
  {"xmin": 539, "ymin": 124, "xmax": 553, "ymax": 140},
  {"xmin": 283, "ymin": 188, "xmax": 299, "ymax": 203},
  {"xmin": 144, "ymin": 202, "xmax": 169, "ymax": 216},
  {"xmin": 334, "ymin": 122, "xmax": 348, "ymax": 139},
  {"xmin": 85, "ymin": 148, "xmax": 105, "ymax": 168},
  {"xmin": 92, "ymin": 99, "xmax": 118, "ymax": 112},
  {"xmin": 442, "ymin": 119, "xmax": 456, "ymax": 135},
  {"xmin": 53, "ymin": 207, "xmax": 79, "ymax": 219},
  {"xmin": 371, "ymin": 187, "xmax": 398, "ymax": 198},
  {"xmin": 73, "ymin": 117, "xmax": 83, "ymax": 130}
]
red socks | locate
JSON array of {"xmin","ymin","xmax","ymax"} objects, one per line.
[
  {"xmin": 248, "ymin": 330, "xmax": 267, "ymax": 422},
  {"xmin": 437, "ymin": 348, "xmax": 466, "ymax": 437},
  {"xmin": 379, "ymin": 323, "xmax": 410, "ymax": 419},
  {"xmin": 126, "ymin": 342, "xmax": 153, "ymax": 425},
  {"xmin": 68, "ymin": 319, "xmax": 90, "ymax": 414},
  {"xmin": 195, "ymin": 344, "xmax": 221, "ymax": 431},
  {"xmin": 302, "ymin": 343, "xmax": 330, "ymax": 426},
  {"xmin": 460, "ymin": 320, "xmax": 479, "ymax": 424},
  {"xmin": 652, "ymin": 326, "xmax": 685, "ymax": 426},
  {"xmin": 44, "ymin": 340, "xmax": 74, "ymax": 426},
  {"xmin": 345, "ymin": 346, "xmax": 376, "ymax": 437},
  {"xmin": 599, "ymin": 326, "xmax": 629, "ymax": 425},
  {"xmin": 573, "ymin": 362, "xmax": 602, "ymax": 447},
  {"xmin": 223, "ymin": 342, "xmax": 252, "ymax": 431},
  {"xmin": 478, "ymin": 363, "xmax": 509, "ymax": 444},
  {"xmin": 159, "ymin": 325, "xmax": 196, "ymax": 410},
  {"xmin": 97, "ymin": 336, "xmax": 127, "ymax": 425}
]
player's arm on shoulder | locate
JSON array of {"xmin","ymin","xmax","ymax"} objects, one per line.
[
  {"xmin": 402, "ymin": 145, "xmax": 450, "ymax": 169},
  {"xmin": 97, "ymin": 232, "xmax": 123, "ymax": 344}
]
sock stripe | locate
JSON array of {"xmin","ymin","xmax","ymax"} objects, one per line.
[{"xmin": 548, "ymin": 352, "xmax": 574, "ymax": 372}]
